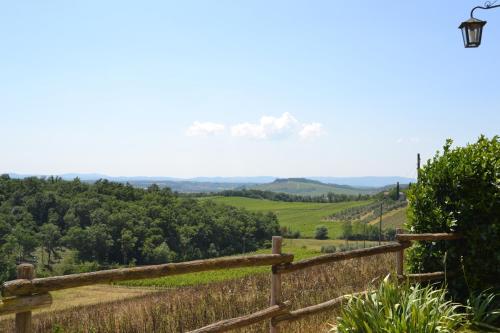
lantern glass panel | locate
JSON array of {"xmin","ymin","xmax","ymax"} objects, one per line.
[
  {"xmin": 461, "ymin": 27, "xmax": 468, "ymax": 46},
  {"xmin": 469, "ymin": 25, "xmax": 482, "ymax": 45}
]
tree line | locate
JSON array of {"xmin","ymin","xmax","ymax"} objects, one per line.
[
  {"xmin": 190, "ymin": 188, "xmax": 371, "ymax": 203},
  {"xmin": 0, "ymin": 175, "xmax": 279, "ymax": 283}
]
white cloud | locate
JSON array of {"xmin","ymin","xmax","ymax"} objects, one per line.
[
  {"xmin": 187, "ymin": 113, "xmax": 325, "ymax": 141},
  {"xmin": 299, "ymin": 123, "xmax": 325, "ymax": 140},
  {"xmin": 396, "ymin": 137, "xmax": 421, "ymax": 144},
  {"xmin": 186, "ymin": 121, "xmax": 225, "ymax": 137},
  {"xmin": 230, "ymin": 112, "xmax": 299, "ymax": 139}
]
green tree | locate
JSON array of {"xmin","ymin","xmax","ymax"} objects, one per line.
[
  {"xmin": 120, "ymin": 229, "xmax": 137, "ymax": 265},
  {"xmin": 341, "ymin": 221, "xmax": 353, "ymax": 242},
  {"xmin": 40, "ymin": 223, "xmax": 61, "ymax": 268},
  {"xmin": 5, "ymin": 224, "xmax": 39, "ymax": 262}
]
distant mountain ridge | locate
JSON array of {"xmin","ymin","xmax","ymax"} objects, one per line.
[
  {"xmin": 7, "ymin": 173, "xmax": 414, "ymax": 187},
  {"xmin": 6, "ymin": 174, "xmax": 414, "ymax": 195}
]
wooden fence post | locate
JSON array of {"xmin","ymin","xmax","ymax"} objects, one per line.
[
  {"xmin": 395, "ymin": 229, "xmax": 404, "ymax": 277},
  {"xmin": 270, "ymin": 236, "xmax": 282, "ymax": 333},
  {"xmin": 15, "ymin": 263, "xmax": 35, "ymax": 333}
]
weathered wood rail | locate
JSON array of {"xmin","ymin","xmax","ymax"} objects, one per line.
[
  {"xmin": 1, "ymin": 253, "xmax": 293, "ymax": 297},
  {"xmin": 0, "ymin": 232, "xmax": 462, "ymax": 333}
]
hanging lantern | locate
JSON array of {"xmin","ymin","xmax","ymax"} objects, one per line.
[{"xmin": 459, "ymin": 17, "xmax": 487, "ymax": 48}]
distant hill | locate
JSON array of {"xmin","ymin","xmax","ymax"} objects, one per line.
[
  {"xmin": 189, "ymin": 176, "xmax": 276, "ymax": 184},
  {"xmin": 250, "ymin": 178, "xmax": 381, "ymax": 196},
  {"xmin": 308, "ymin": 176, "xmax": 415, "ymax": 188},
  {"xmin": 124, "ymin": 180, "xmax": 253, "ymax": 193},
  {"xmin": 188, "ymin": 176, "xmax": 415, "ymax": 187}
]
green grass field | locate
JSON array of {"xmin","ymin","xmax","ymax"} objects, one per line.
[{"xmin": 201, "ymin": 196, "xmax": 373, "ymax": 238}]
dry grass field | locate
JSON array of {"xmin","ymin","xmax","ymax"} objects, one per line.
[{"xmin": 0, "ymin": 253, "xmax": 396, "ymax": 333}]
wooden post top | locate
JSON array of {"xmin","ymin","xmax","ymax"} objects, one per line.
[{"xmin": 17, "ymin": 264, "xmax": 35, "ymax": 280}]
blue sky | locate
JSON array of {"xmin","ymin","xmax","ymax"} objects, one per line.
[{"xmin": 1, "ymin": 1, "xmax": 499, "ymax": 178}]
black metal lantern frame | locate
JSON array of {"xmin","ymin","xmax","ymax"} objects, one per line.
[{"xmin": 460, "ymin": 1, "xmax": 500, "ymax": 48}]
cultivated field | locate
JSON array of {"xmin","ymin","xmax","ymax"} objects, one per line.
[
  {"xmin": 201, "ymin": 196, "xmax": 373, "ymax": 238},
  {"xmin": 368, "ymin": 207, "xmax": 407, "ymax": 230}
]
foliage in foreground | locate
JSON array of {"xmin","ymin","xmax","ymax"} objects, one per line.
[
  {"xmin": 333, "ymin": 277, "xmax": 466, "ymax": 333},
  {"xmin": 466, "ymin": 289, "xmax": 500, "ymax": 331},
  {"xmin": 406, "ymin": 135, "xmax": 500, "ymax": 298}
]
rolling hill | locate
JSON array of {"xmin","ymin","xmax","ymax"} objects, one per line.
[
  {"xmin": 250, "ymin": 178, "xmax": 381, "ymax": 196},
  {"xmin": 201, "ymin": 196, "xmax": 373, "ymax": 238}
]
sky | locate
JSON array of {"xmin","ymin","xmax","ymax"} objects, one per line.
[{"xmin": 1, "ymin": 0, "xmax": 499, "ymax": 178}]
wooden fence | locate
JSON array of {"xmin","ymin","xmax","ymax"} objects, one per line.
[{"xmin": 0, "ymin": 230, "xmax": 462, "ymax": 333}]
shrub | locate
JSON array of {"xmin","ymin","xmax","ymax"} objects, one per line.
[
  {"xmin": 280, "ymin": 226, "xmax": 301, "ymax": 239},
  {"xmin": 315, "ymin": 225, "xmax": 328, "ymax": 240},
  {"xmin": 466, "ymin": 289, "xmax": 500, "ymax": 329},
  {"xmin": 332, "ymin": 276, "xmax": 466, "ymax": 333},
  {"xmin": 320, "ymin": 245, "xmax": 336, "ymax": 253},
  {"xmin": 406, "ymin": 136, "xmax": 500, "ymax": 298}
]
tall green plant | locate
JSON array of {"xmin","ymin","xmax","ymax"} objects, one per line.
[
  {"xmin": 466, "ymin": 290, "xmax": 500, "ymax": 330},
  {"xmin": 333, "ymin": 276, "xmax": 466, "ymax": 333},
  {"xmin": 406, "ymin": 135, "xmax": 500, "ymax": 298}
]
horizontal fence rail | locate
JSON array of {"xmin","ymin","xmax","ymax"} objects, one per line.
[
  {"xmin": 188, "ymin": 301, "xmax": 291, "ymax": 333},
  {"xmin": 399, "ymin": 271, "xmax": 447, "ymax": 283},
  {"xmin": 0, "ymin": 232, "xmax": 463, "ymax": 333},
  {"xmin": 0, "ymin": 293, "xmax": 52, "ymax": 316},
  {"xmin": 1, "ymin": 253, "xmax": 293, "ymax": 297},
  {"xmin": 395, "ymin": 233, "xmax": 463, "ymax": 242},
  {"xmin": 272, "ymin": 291, "xmax": 367, "ymax": 325},
  {"xmin": 274, "ymin": 242, "xmax": 411, "ymax": 274}
]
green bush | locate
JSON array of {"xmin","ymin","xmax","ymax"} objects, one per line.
[
  {"xmin": 320, "ymin": 245, "xmax": 336, "ymax": 253},
  {"xmin": 406, "ymin": 136, "xmax": 500, "ymax": 298},
  {"xmin": 332, "ymin": 276, "xmax": 466, "ymax": 333},
  {"xmin": 315, "ymin": 225, "xmax": 328, "ymax": 240}
]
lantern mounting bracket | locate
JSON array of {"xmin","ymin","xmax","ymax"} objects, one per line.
[{"xmin": 471, "ymin": 1, "xmax": 500, "ymax": 18}]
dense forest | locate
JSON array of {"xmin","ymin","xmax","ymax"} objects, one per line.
[{"xmin": 0, "ymin": 175, "xmax": 279, "ymax": 283}]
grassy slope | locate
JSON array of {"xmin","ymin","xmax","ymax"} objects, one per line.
[
  {"xmin": 251, "ymin": 179, "xmax": 375, "ymax": 196},
  {"xmin": 202, "ymin": 196, "xmax": 373, "ymax": 238}
]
